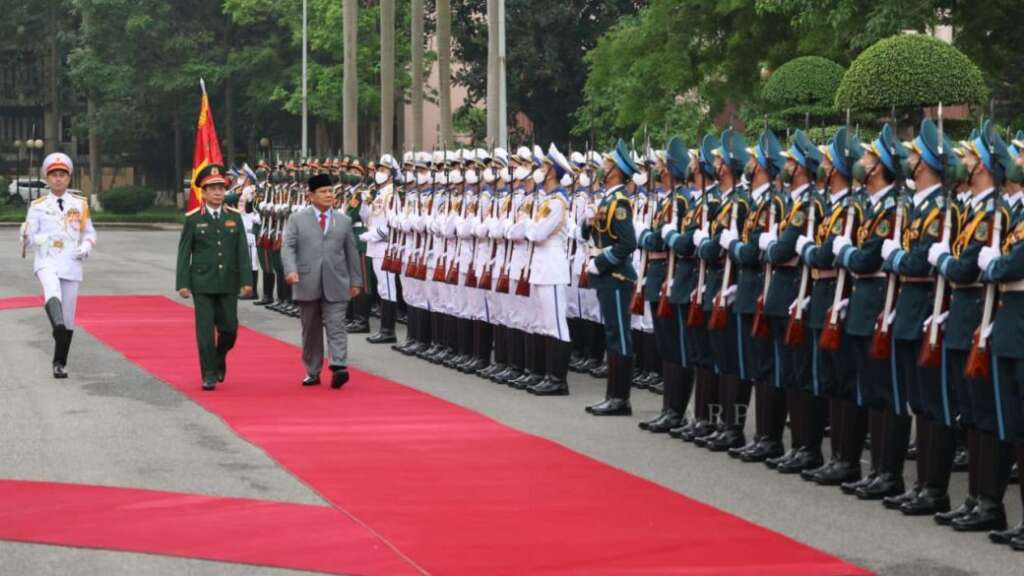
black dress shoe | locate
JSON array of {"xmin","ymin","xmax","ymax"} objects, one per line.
[
  {"xmin": 254, "ymin": 296, "xmax": 274, "ymax": 306},
  {"xmin": 530, "ymin": 378, "xmax": 569, "ymax": 396},
  {"xmin": 817, "ymin": 461, "xmax": 862, "ymax": 486},
  {"xmin": 682, "ymin": 421, "xmax": 717, "ymax": 443},
  {"xmin": 777, "ymin": 450, "xmax": 825, "ymax": 475},
  {"xmin": 640, "ymin": 411, "xmax": 683, "ymax": 433},
  {"xmin": 840, "ymin": 472, "xmax": 876, "ymax": 494},
  {"xmin": 589, "ymin": 361, "xmax": 608, "ymax": 379},
  {"xmin": 988, "ymin": 522, "xmax": 1024, "ymax": 545},
  {"xmin": 708, "ymin": 430, "xmax": 745, "ymax": 452},
  {"xmin": 1010, "ymin": 534, "xmax": 1024, "ymax": 551},
  {"xmin": 693, "ymin": 428, "xmax": 722, "ymax": 448},
  {"xmin": 347, "ymin": 322, "xmax": 370, "ymax": 334},
  {"xmin": 883, "ymin": 487, "xmax": 920, "ymax": 510},
  {"xmin": 952, "ymin": 448, "xmax": 969, "ymax": 471},
  {"xmin": 494, "ymin": 367, "xmax": 522, "ymax": 385},
  {"xmin": 585, "ymin": 398, "xmax": 632, "ymax": 416},
  {"xmin": 766, "ymin": 448, "xmax": 799, "ymax": 469},
  {"xmin": 729, "ymin": 437, "xmax": 761, "ymax": 459},
  {"xmin": 577, "ymin": 358, "xmax": 600, "ymax": 374},
  {"xmin": 568, "ymin": 354, "xmax": 584, "ymax": 371},
  {"xmin": 800, "ymin": 459, "xmax": 834, "ymax": 481},
  {"xmin": 202, "ymin": 378, "xmax": 217, "ymax": 391},
  {"xmin": 302, "ymin": 374, "xmax": 321, "ymax": 386},
  {"xmin": 741, "ymin": 440, "xmax": 785, "ymax": 463},
  {"xmin": 366, "ymin": 332, "xmax": 398, "ymax": 344},
  {"xmin": 935, "ymin": 498, "xmax": 977, "ymax": 526},
  {"xmin": 53, "ymin": 363, "xmax": 68, "ymax": 379},
  {"xmin": 668, "ymin": 420, "xmax": 694, "ymax": 439},
  {"xmin": 900, "ymin": 490, "xmax": 950, "ymax": 516},
  {"xmin": 331, "ymin": 369, "xmax": 350, "ymax": 389},
  {"xmin": 952, "ymin": 500, "xmax": 1007, "ymax": 532},
  {"xmin": 856, "ymin": 473, "xmax": 905, "ymax": 500}
]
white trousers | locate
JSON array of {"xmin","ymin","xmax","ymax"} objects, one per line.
[
  {"xmin": 37, "ymin": 268, "xmax": 80, "ymax": 329},
  {"xmin": 371, "ymin": 257, "xmax": 398, "ymax": 303},
  {"xmin": 532, "ymin": 284, "xmax": 570, "ymax": 342}
]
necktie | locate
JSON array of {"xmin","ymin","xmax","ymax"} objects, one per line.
[
  {"xmin": 319, "ymin": 212, "xmax": 327, "ymax": 232},
  {"xmin": 57, "ymin": 198, "xmax": 64, "ymax": 212}
]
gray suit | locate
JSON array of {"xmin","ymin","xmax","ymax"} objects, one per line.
[{"xmin": 282, "ymin": 207, "xmax": 364, "ymax": 375}]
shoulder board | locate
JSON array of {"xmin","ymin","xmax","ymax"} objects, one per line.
[
  {"xmin": 986, "ymin": 198, "xmax": 995, "ymax": 212},
  {"xmin": 935, "ymin": 195, "xmax": 946, "ymax": 209},
  {"xmin": 185, "ymin": 207, "xmax": 202, "ymax": 216},
  {"xmin": 225, "ymin": 205, "xmax": 241, "ymax": 213},
  {"xmin": 31, "ymin": 196, "xmax": 46, "ymax": 205},
  {"xmin": 70, "ymin": 193, "xmax": 86, "ymax": 201},
  {"xmin": 884, "ymin": 196, "xmax": 895, "ymax": 210}
]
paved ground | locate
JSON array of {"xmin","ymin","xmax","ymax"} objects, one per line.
[{"xmin": 1, "ymin": 228, "xmax": 1021, "ymax": 575}]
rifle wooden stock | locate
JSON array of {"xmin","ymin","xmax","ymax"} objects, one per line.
[
  {"xmin": 870, "ymin": 209, "xmax": 902, "ymax": 360},
  {"xmin": 965, "ymin": 210, "xmax": 1002, "ymax": 379},
  {"xmin": 786, "ymin": 196, "xmax": 817, "ymax": 347},
  {"xmin": 819, "ymin": 203, "xmax": 856, "ymax": 352},
  {"xmin": 918, "ymin": 205, "xmax": 953, "ymax": 368},
  {"xmin": 710, "ymin": 199, "xmax": 739, "ymax": 332}
]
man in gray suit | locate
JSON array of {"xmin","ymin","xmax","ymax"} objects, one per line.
[{"xmin": 282, "ymin": 173, "xmax": 364, "ymax": 388}]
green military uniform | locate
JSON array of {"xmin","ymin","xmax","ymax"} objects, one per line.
[
  {"xmin": 583, "ymin": 139, "xmax": 638, "ymax": 416},
  {"xmin": 175, "ymin": 164, "xmax": 253, "ymax": 389}
]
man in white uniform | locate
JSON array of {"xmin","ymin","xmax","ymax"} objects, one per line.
[{"xmin": 21, "ymin": 153, "xmax": 97, "ymax": 378}]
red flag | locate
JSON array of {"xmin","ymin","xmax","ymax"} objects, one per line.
[{"xmin": 187, "ymin": 80, "xmax": 224, "ymax": 212}]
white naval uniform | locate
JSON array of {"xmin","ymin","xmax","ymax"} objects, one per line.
[
  {"xmin": 631, "ymin": 191, "xmax": 655, "ymax": 332},
  {"xmin": 505, "ymin": 186, "xmax": 535, "ymax": 333},
  {"xmin": 398, "ymin": 190, "xmax": 423, "ymax": 309},
  {"xmin": 484, "ymin": 189, "xmax": 512, "ymax": 326},
  {"xmin": 578, "ymin": 188, "xmax": 605, "ymax": 324},
  {"xmin": 426, "ymin": 189, "xmax": 451, "ymax": 314},
  {"xmin": 24, "ymin": 192, "xmax": 97, "ymax": 329},
  {"xmin": 525, "ymin": 188, "xmax": 571, "ymax": 342},
  {"xmin": 361, "ymin": 184, "xmax": 398, "ymax": 302}
]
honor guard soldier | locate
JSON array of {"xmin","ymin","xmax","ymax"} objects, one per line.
[
  {"xmin": 582, "ymin": 138, "xmax": 639, "ymax": 416},
  {"xmin": 831, "ymin": 124, "xmax": 907, "ymax": 500},
  {"xmin": 345, "ymin": 159, "xmax": 372, "ymax": 333},
  {"xmin": 640, "ymin": 136, "xmax": 695, "ymax": 433},
  {"xmin": 795, "ymin": 127, "xmax": 862, "ymax": 484},
  {"xmin": 928, "ymin": 121, "xmax": 1009, "ymax": 532},
  {"xmin": 176, "ymin": 164, "xmax": 254, "ymax": 390},
  {"xmin": 695, "ymin": 129, "xmax": 752, "ymax": 451},
  {"xmin": 761, "ymin": 129, "xmax": 825, "ymax": 468},
  {"xmin": 364, "ymin": 154, "xmax": 401, "ymax": 344},
  {"xmin": 721, "ymin": 129, "xmax": 786, "ymax": 460},
  {"xmin": 880, "ymin": 118, "xmax": 959, "ymax": 516},
  {"xmin": 978, "ymin": 130, "xmax": 1024, "ymax": 548},
  {"xmin": 22, "ymin": 152, "xmax": 96, "ymax": 378}
]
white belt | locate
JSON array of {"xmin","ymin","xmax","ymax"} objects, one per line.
[
  {"xmin": 952, "ymin": 282, "xmax": 982, "ymax": 290},
  {"xmin": 1000, "ymin": 279, "xmax": 1024, "ymax": 292},
  {"xmin": 852, "ymin": 272, "xmax": 886, "ymax": 280},
  {"xmin": 812, "ymin": 270, "xmax": 837, "ymax": 280},
  {"xmin": 775, "ymin": 257, "xmax": 799, "ymax": 268},
  {"xmin": 899, "ymin": 275, "xmax": 934, "ymax": 284}
]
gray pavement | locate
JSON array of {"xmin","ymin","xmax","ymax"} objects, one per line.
[{"xmin": 1, "ymin": 228, "xmax": 1021, "ymax": 575}]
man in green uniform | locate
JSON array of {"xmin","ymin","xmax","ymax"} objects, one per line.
[
  {"xmin": 176, "ymin": 164, "xmax": 254, "ymax": 391},
  {"xmin": 345, "ymin": 159, "xmax": 373, "ymax": 333},
  {"xmin": 582, "ymin": 138, "xmax": 638, "ymax": 416}
]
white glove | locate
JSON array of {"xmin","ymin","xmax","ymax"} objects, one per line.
[
  {"xmin": 693, "ymin": 228, "xmax": 709, "ymax": 246},
  {"xmin": 583, "ymin": 205, "xmax": 595, "ymax": 224},
  {"xmin": 836, "ymin": 298, "xmax": 850, "ymax": 321},
  {"xmin": 983, "ymin": 321, "xmax": 993, "ymax": 339},
  {"xmin": 719, "ymin": 229, "xmax": 738, "ymax": 250},
  {"xmin": 758, "ymin": 230, "xmax": 777, "ymax": 251},
  {"xmin": 881, "ymin": 239, "xmax": 900, "ymax": 260},
  {"xmin": 832, "ymin": 235, "xmax": 852, "ymax": 253},
  {"xmin": 661, "ymin": 224, "xmax": 676, "ymax": 241},
  {"xmin": 795, "ymin": 235, "xmax": 812, "ymax": 255},
  {"xmin": 721, "ymin": 285, "xmax": 737, "ymax": 306},
  {"xmin": 75, "ymin": 243, "xmax": 92, "ymax": 260},
  {"xmin": 788, "ymin": 296, "xmax": 811, "ymax": 315},
  {"xmin": 33, "ymin": 233, "xmax": 49, "ymax": 246},
  {"xmin": 927, "ymin": 241, "xmax": 950, "ymax": 266},
  {"xmin": 921, "ymin": 311, "xmax": 951, "ymax": 333},
  {"xmin": 586, "ymin": 260, "xmax": 599, "ymax": 276},
  {"xmin": 978, "ymin": 245, "xmax": 1000, "ymax": 271},
  {"xmin": 359, "ymin": 231, "xmax": 374, "ymax": 242}
]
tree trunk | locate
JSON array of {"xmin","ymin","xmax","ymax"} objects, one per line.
[
  {"xmin": 342, "ymin": 0, "xmax": 358, "ymax": 155},
  {"xmin": 437, "ymin": 0, "xmax": 453, "ymax": 148},
  {"xmin": 410, "ymin": 0, "xmax": 424, "ymax": 151},
  {"xmin": 380, "ymin": 0, "xmax": 395, "ymax": 155},
  {"xmin": 88, "ymin": 98, "xmax": 101, "ymax": 197}
]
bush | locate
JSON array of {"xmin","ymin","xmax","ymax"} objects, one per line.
[
  {"xmin": 835, "ymin": 34, "xmax": 989, "ymax": 111},
  {"xmin": 763, "ymin": 56, "xmax": 846, "ymax": 112},
  {"xmin": 101, "ymin": 185, "xmax": 156, "ymax": 214}
]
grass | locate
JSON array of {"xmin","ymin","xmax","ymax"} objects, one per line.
[{"xmin": 0, "ymin": 204, "xmax": 185, "ymax": 224}]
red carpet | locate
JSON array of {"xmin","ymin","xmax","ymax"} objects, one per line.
[
  {"xmin": 0, "ymin": 480, "xmax": 419, "ymax": 575},
  {"xmin": 0, "ymin": 295, "xmax": 41, "ymax": 310},
  {"xmin": 3, "ymin": 295, "xmax": 869, "ymax": 575}
]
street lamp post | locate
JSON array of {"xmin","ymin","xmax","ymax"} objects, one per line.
[{"xmin": 13, "ymin": 140, "xmax": 23, "ymax": 200}]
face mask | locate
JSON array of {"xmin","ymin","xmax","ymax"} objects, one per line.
[
  {"xmin": 780, "ymin": 165, "xmax": 794, "ymax": 184},
  {"xmin": 417, "ymin": 172, "xmax": 430, "ymax": 185},
  {"xmin": 816, "ymin": 165, "xmax": 828, "ymax": 181},
  {"xmin": 513, "ymin": 165, "xmax": 531, "ymax": 181},
  {"xmin": 560, "ymin": 173, "xmax": 573, "ymax": 187},
  {"xmin": 632, "ymin": 172, "xmax": 648, "ymax": 187},
  {"xmin": 404, "ymin": 171, "xmax": 414, "ymax": 183},
  {"xmin": 374, "ymin": 172, "xmax": 389, "ymax": 185},
  {"xmin": 743, "ymin": 164, "xmax": 756, "ymax": 181},
  {"xmin": 579, "ymin": 173, "xmax": 591, "ymax": 188},
  {"xmin": 449, "ymin": 169, "xmax": 463, "ymax": 185},
  {"xmin": 482, "ymin": 168, "xmax": 496, "ymax": 183},
  {"xmin": 954, "ymin": 163, "xmax": 970, "ymax": 184},
  {"xmin": 532, "ymin": 168, "xmax": 546, "ymax": 185},
  {"xmin": 435, "ymin": 172, "xmax": 447, "ymax": 186},
  {"xmin": 905, "ymin": 178, "xmax": 917, "ymax": 191},
  {"xmin": 851, "ymin": 161, "xmax": 869, "ymax": 183}
]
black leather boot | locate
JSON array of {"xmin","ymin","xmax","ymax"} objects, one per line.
[
  {"xmin": 214, "ymin": 330, "xmax": 237, "ymax": 383},
  {"xmin": 531, "ymin": 338, "xmax": 570, "ymax": 396},
  {"xmin": 586, "ymin": 352, "xmax": 632, "ymax": 416}
]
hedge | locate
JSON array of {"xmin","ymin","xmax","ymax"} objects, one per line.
[
  {"xmin": 101, "ymin": 185, "xmax": 156, "ymax": 214},
  {"xmin": 835, "ymin": 34, "xmax": 988, "ymax": 111}
]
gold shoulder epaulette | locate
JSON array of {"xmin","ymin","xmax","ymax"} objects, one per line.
[
  {"xmin": 185, "ymin": 207, "xmax": 202, "ymax": 216},
  {"xmin": 225, "ymin": 205, "xmax": 241, "ymax": 213},
  {"xmin": 32, "ymin": 196, "xmax": 46, "ymax": 205}
]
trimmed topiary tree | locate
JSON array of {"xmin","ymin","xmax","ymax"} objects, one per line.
[
  {"xmin": 763, "ymin": 56, "xmax": 846, "ymax": 116},
  {"xmin": 835, "ymin": 34, "xmax": 988, "ymax": 110}
]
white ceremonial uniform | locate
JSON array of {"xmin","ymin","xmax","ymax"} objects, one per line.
[
  {"xmin": 525, "ymin": 187, "xmax": 571, "ymax": 342},
  {"xmin": 485, "ymin": 188, "xmax": 513, "ymax": 325},
  {"xmin": 25, "ymin": 192, "xmax": 97, "ymax": 328},
  {"xmin": 361, "ymin": 183, "xmax": 398, "ymax": 302},
  {"xmin": 505, "ymin": 185, "xmax": 534, "ymax": 332}
]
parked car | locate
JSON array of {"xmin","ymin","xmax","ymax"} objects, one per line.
[{"xmin": 7, "ymin": 178, "xmax": 49, "ymax": 202}]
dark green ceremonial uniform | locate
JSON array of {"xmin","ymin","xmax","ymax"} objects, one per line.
[
  {"xmin": 984, "ymin": 212, "xmax": 1024, "ymax": 442},
  {"xmin": 583, "ymin": 184, "xmax": 637, "ymax": 356},
  {"xmin": 698, "ymin": 185, "xmax": 748, "ymax": 377},
  {"xmin": 175, "ymin": 205, "xmax": 253, "ymax": 382}
]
